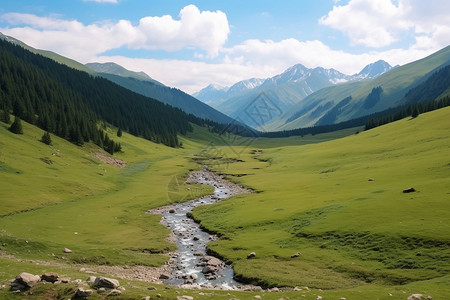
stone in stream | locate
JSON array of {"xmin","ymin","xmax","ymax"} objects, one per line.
[{"xmin": 169, "ymin": 209, "xmax": 176, "ymax": 213}]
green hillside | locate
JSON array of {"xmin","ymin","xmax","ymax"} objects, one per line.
[
  {"xmin": 96, "ymin": 72, "xmax": 235, "ymax": 124},
  {"xmin": 1, "ymin": 103, "xmax": 449, "ymax": 299},
  {"xmin": 192, "ymin": 107, "xmax": 450, "ymax": 297},
  {"xmin": 269, "ymin": 45, "xmax": 450, "ymax": 130}
]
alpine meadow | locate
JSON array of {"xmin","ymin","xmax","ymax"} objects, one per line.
[{"xmin": 0, "ymin": 1, "xmax": 450, "ymax": 299}]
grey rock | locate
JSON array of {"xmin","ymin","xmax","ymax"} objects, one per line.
[
  {"xmin": 94, "ymin": 276, "xmax": 120, "ymax": 289},
  {"xmin": 11, "ymin": 272, "xmax": 41, "ymax": 290},
  {"xmin": 108, "ymin": 289, "xmax": 122, "ymax": 296},
  {"xmin": 63, "ymin": 247, "xmax": 73, "ymax": 253},
  {"xmin": 159, "ymin": 273, "xmax": 170, "ymax": 280},
  {"xmin": 41, "ymin": 272, "xmax": 59, "ymax": 283},
  {"xmin": 76, "ymin": 287, "xmax": 93, "ymax": 297},
  {"xmin": 403, "ymin": 187, "xmax": 416, "ymax": 193}
]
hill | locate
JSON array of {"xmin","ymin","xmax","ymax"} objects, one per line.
[
  {"xmin": 0, "ymin": 38, "xmax": 220, "ymax": 149},
  {"xmin": 267, "ymin": 45, "xmax": 450, "ymax": 130},
  {"xmin": 191, "ymin": 106, "xmax": 450, "ymax": 297},
  {"xmin": 85, "ymin": 64, "xmax": 234, "ymax": 124}
]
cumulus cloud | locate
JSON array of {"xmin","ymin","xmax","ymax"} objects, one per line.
[
  {"xmin": 0, "ymin": 5, "xmax": 229, "ymax": 60},
  {"xmin": 320, "ymin": 0, "xmax": 450, "ymax": 49},
  {"xmin": 223, "ymin": 38, "xmax": 438, "ymax": 76}
]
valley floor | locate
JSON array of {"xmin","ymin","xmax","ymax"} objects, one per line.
[{"xmin": 1, "ymin": 108, "xmax": 449, "ymax": 299}]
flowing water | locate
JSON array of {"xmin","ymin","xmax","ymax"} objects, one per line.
[{"xmin": 160, "ymin": 172, "xmax": 246, "ymax": 289}]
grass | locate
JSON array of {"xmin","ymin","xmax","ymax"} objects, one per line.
[
  {"xmin": 0, "ymin": 108, "xmax": 449, "ymax": 299},
  {"xmin": 191, "ymin": 107, "xmax": 450, "ymax": 297}
]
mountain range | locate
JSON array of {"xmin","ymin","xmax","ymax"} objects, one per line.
[
  {"xmin": 194, "ymin": 60, "xmax": 396, "ymax": 128},
  {"xmin": 0, "ymin": 32, "xmax": 233, "ymax": 126},
  {"xmin": 267, "ymin": 46, "xmax": 450, "ymax": 130},
  {"xmin": 84, "ymin": 63, "xmax": 234, "ymax": 124}
]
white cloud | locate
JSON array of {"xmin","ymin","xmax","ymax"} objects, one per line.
[
  {"xmin": 0, "ymin": 5, "xmax": 229, "ymax": 60},
  {"xmin": 320, "ymin": 0, "xmax": 450, "ymax": 49}
]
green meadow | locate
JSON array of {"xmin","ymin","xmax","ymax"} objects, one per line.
[{"xmin": 1, "ymin": 107, "xmax": 449, "ymax": 299}]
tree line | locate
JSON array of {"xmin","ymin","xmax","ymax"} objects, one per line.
[{"xmin": 0, "ymin": 39, "xmax": 229, "ymax": 152}]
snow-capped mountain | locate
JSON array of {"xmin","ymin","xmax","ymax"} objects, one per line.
[
  {"xmin": 226, "ymin": 78, "xmax": 265, "ymax": 98},
  {"xmin": 192, "ymin": 84, "xmax": 229, "ymax": 105},
  {"xmin": 352, "ymin": 60, "xmax": 395, "ymax": 80}
]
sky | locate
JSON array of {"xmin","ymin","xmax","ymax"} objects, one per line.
[{"xmin": 1, "ymin": 0, "xmax": 449, "ymax": 94}]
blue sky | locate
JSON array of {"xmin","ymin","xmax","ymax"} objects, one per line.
[{"xmin": 1, "ymin": 0, "xmax": 449, "ymax": 93}]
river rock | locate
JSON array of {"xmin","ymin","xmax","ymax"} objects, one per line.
[
  {"xmin": 94, "ymin": 276, "xmax": 120, "ymax": 289},
  {"xmin": 247, "ymin": 252, "xmax": 256, "ymax": 259},
  {"xmin": 159, "ymin": 273, "xmax": 170, "ymax": 280},
  {"xmin": 201, "ymin": 266, "xmax": 216, "ymax": 274},
  {"xmin": 11, "ymin": 272, "xmax": 41, "ymax": 291},
  {"xmin": 41, "ymin": 272, "xmax": 59, "ymax": 283}
]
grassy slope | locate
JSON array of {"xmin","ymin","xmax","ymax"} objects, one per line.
[
  {"xmin": 0, "ymin": 108, "xmax": 448, "ymax": 299},
  {"xmin": 192, "ymin": 107, "xmax": 450, "ymax": 298},
  {"xmin": 0, "ymin": 119, "xmax": 214, "ymax": 268}
]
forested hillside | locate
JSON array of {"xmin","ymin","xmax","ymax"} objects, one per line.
[{"xmin": 0, "ymin": 39, "xmax": 200, "ymax": 149}]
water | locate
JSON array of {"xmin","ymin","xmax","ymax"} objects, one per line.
[{"xmin": 161, "ymin": 173, "xmax": 243, "ymax": 289}]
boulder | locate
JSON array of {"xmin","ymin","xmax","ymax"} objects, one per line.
[
  {"xmin": 41, "ymin": 272, "xmax": 59, "ymax": 283},
  {"xmin": 11, "ymin": 272, "xmax": 40, "ymax": 290},
  {"xmin": 201, "ymin": 266, "xmax": 216, "ymax": 274},
  {"xmin": 93, "ymin": 276, "xmax": 120, "ymax": 289},
  {"xmin": 76, "ymin": 287, "xmax": 93, "ymax": 297},
  {"xmin": 159, "ymin": 273, "xmax": 170, "ymax": 280},
  {"xmin": 205, "ymin": 256, "xmax": 223, "ymax": 267},
  {"xmin": 169, "ymin": 209, "xmax": 175, "ymax": 213},
  {"xmin": 407, "ymin": 295, "xmax": 430, "ymax": 300},
  {"xmin": 403, "ymin": 187, "xmax": 416, "ymax": 193},
  {"xmin": 247, "ymin": 252, "xmax": 256, "ymax": 259},
  {"xmin": 86, "ymin": 276, "xmax": 97, "ymax": 284},
  {"xmin": 63, "ymin": 248, "xmax": 73, "ymax": 253}
]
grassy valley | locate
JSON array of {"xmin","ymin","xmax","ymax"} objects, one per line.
[{"xmin": 1, "ymin": 105, "xmax": 449, "ymax": 299}]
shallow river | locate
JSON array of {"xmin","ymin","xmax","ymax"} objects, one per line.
[{"xmin": 160, "ymin": 172, "xmax": 245, "ymax": 289}]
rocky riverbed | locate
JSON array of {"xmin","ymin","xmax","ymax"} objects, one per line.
[{"xmin": 147, "ymin": 169, "xmax": 252, "ymax": 290}]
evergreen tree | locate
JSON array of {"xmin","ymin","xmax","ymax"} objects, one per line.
[
  {"xmin": 1, "ymin": 109, "xmax": 11, "ymax": 124},
  {"xmin": 9, "ymin": 116, "xmax": 23, "ymax": 134},
  {"xmin": 117, "ymin": 127, "xmax": 122, "ymax": 137},
  {"xmin": 40, "ymin": 131, "xmax": 52, "ymax": 145},
  {"xmin": 412, "ymin": 105, "xmax": 420, "ymax": 118}
]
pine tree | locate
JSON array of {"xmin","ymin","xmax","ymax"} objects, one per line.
[
  {"xmin": 412, "ymin": 105, "xmax": 420, "ymax": 118},
  {"xmin": 1, "ymin": 109, "xmax": 11, "ymax": 124},
  {"xmin": 40, "ymin": 131, "xmax": 52, "ymax": 145},
  {"xmin": 9, "ymin": 116, "xmax": 23, "ymax": 134},
  {"xmin": 117, "ymin": 127, "xmax": 122, "ymax": 137}
]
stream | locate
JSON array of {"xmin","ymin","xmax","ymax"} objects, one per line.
[{"xmin": 149, "ymin": 170, "xmax": 249, "ymax": 290}]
